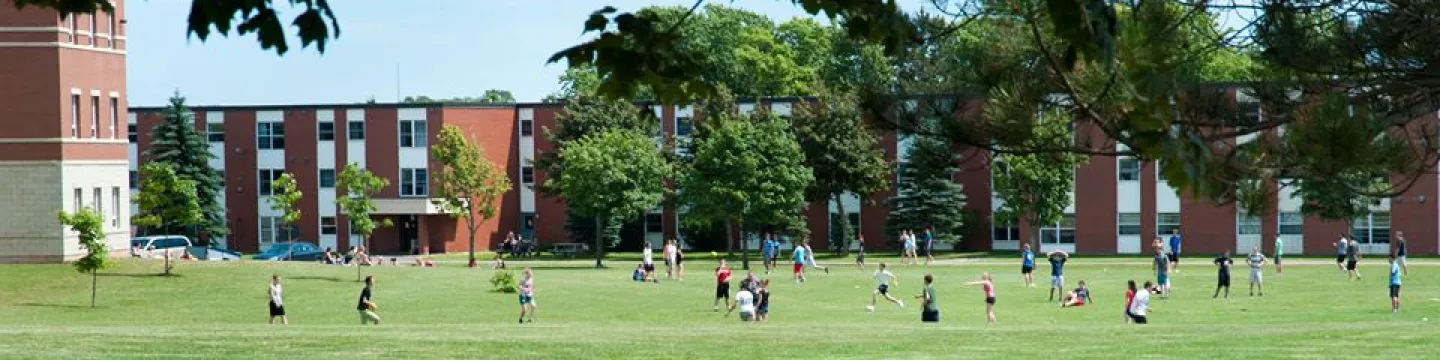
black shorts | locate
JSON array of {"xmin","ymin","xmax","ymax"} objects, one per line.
[
  {"xmin": 1346, "ymin": 260, "xmax": 1357, "ymax": 271},
  {"xmin": 921, "ymin": 310, "xmax": 939, "ymax": 322},
  {"xmin": 1337, "ymin": 255, "xmax": 1346, "ymax": 263},
  {"xmin": 758, "ymin": 305, "xmax": 769, "ymax": 315},
  {"xmin": 716, "ymin": 282, "xmax": 730, "ymax": 299},
  {"xmin": 644, "ymin": 264, "xmax": 655, "ymax": 273},
  {"xmin": 1167, "ymin": 253, "xmax": 1179, "ymax": 263},
  {"xmin": 985, "ymin": 297, "xmax": 996, "ymax": 305},
  {"xmin": 1022, "ymin": 265, "xmax": 1034, "ymax": 274},
  {"xmin": 269, "ymin": 301, "xmax": 286, "ymax": 317},
  {"xmin": 878, "ymin": 284, "xmax": 889, "ymax": 295},
  {"xmin": 676, "ymin": 253, "xmax": 684, "ymax": 265},
  {"xmin": 1274, "ymin": 256, "xmax": 1281, "ymax": 265},
  {"xmin": 1218, "ymin": 275, "xmax": 1231, "ymax": 287},
  {"xmin": 1390, "ymin": 284, "xmax": 1401, "ymax": 298},
  {"xmin": 1131, "ymin": 314, "xmax": 1148, "ymax": 324}
]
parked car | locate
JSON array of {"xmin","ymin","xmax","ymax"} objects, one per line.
[
  {"xmin": 254, "ymin": 242, "xmax": 325, "ymax": 261},
  {"xmin": 188, "ymin": 246, "xmax": 242, "ymax": 261},
  {"xmin": 130, "ymin": 236, "xmax": 193, "ymax": 258}
]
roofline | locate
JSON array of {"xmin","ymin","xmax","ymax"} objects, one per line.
[{"xmin": 126, "ymin": 96, "xmax": 825, "ymax": 113}]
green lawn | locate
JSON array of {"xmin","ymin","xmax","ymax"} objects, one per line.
[{"xmin": 0, "ymin": 257, "xmax": 1435, "ymax": 359}]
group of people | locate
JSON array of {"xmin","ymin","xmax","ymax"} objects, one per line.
[
  {"xmin": 716, "ymin": 260, "xmax": 773, "ymax": 322},
  {"xmin": 897, "ymin": 228, "xmax": 935, "ymax": 266},
  {"xmin": 321, "ymin": 246, "xmax": 384, "ymax": 266},
  {"xmin": 634, "ymin": 239, "xmax": 689, "ymax": 282},
  {"xmin": 267, "ymin": 267, "xmax": 541, "ymax": 326}
]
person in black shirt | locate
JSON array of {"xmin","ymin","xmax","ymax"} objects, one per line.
[
  {"xmin": 1213, "ymin": 251, "xmax": 1233, "ymax": 299},
  {"xmin": 756, "ymin": 279, "xmax": 771, "ymax": 322},
  {"xmin": 358, "ymin": 276, "xmax": 380, "ymax": 325},
  {"xmin": 1393, "ymin": 231, "xmax": 1408, "ymax": 277}
]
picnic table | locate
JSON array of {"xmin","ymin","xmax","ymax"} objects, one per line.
[{"xmin": 551, "ymin": 243, "xmax": 589, "ymax": 259}]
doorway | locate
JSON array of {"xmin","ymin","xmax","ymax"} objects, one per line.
[{"xmin": 400, "ymin": 215, "xmax": 418, "ymax": 254}]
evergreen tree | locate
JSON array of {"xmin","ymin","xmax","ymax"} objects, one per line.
[
  {"xmin": 885, "ymin": 134, "xmax": 967, "ymax": 248},
  {"xmin": 144, "ymin": 91, "xmax": 226, "ymax": 243}
]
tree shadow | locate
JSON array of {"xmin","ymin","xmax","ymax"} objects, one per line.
[
  {"xmin": 18, "ymin": 303, "xmax": 108, "ymax": 309},
  {"xmin": 96, "ymin": 272, "xmax": 182, "ymax": 278},
  {"xmin": 286, "ymin": 275, "xmax": 345, "ymax": 282}
]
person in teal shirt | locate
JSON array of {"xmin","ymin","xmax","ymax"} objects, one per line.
[
  {"xmin": 1389, "ymin": 255, "xmax": 1402, "ymax": 313},
  {"xmin": 1273, "ymin": 237, "xmax": 1284, "ymax": 275},
  {"xmin": 792, "ymin": 243, "xmax": 808, "ymax": 283},
  {"xmin": 1021, "ymin": 243, "xmax": 1036, "ymax": 288}
]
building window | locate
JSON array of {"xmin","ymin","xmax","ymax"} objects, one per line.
[
  {"xmin": 128, "ymin": 124, "xmax": 136, "ymax": 143},
  {"xmin": 1118, "ymin": 212, "xmax": 1141, "ymax": 235},
  {"xmin": 993, "ymin": 221, "xmax": 1020, "ymax": 242},
  {"xmin": 258, "ymin": 169, "xmax": 283, "ymax": 196},
  {"xmin": 400, "ymin": 168, "xmax": 428, "ymax": 197},
  {"xmin": 319, "ymin": 169, "xmax": 336, "ymax": 188},
  {"xmin": 645, "ymin": 213, "xmax": 663, "ymax": 233},
  {"xmin": 348, "ymin": 121, "xmax": 365, "ymax": 140},
  {"xmin": 92, "ymin": 188, "xmax": 102, "ymax": 220},
  {"xmin": 1118, "ymin": 157, "xmax": 1139, "ymax": 181},
  {"xmin": 109, "ymin": 97, "xmax": 118, "ymax": 139},
  {"xmin": 1351, "ymin": 211, "xmax": 1391, "ymax": 244},
  {"xmin": 260, "ymin": 216, "xmax": 279, "ymax": 245},
  {"xmin": 129, "ymin": 170, "xmax": 138, "ymax": 189},
  {"xmin": 1040, "ymin": 214, "xmax": 1077, "ymax": 244},
  {"xmin": 1156, "ymin": 160, "xmax": 1167, "ymax": 182},
  {"xmin": 676, "ymin": 116, "xmax": 694, "ymax": 137},
  {"xmin": 1279, "ymin": 211, "xmax": 1303, "ymax": 235},
  {"xmin": 321, "ymin": 216, "xmax": 338, "ymax": 235},
  {"xmin": 1237, "ymin": 211, "xmax": 1262, "ymax": 235},
  {"xmin": 107, "ymin": 11, "xmax": 116, "ymax": 41},
  {"xmin": 318, "ymin": 121, "xmax": 335, "ymax": 141},
  {"xmin": 89, "ymin": 12, "xmax": 96, "ymax": 38},
  {"xmin": 520, "ymin": 119, "xmax": 534, "ymax": 137},
  {"xmin": 207, "ymin": 123, "xmax": 224, "ymax": 142},
  {"xmin": 1157, "ymin": 212, "xmax": 1181, "ymax": 237},
  {"xmin": 399, "ymin": 120, "xmax": 427, "ymax": 148},
  {"xmin": 67, "ymin": 14, "xmax": 76, "ymax": 43},
  {"xmin": 73, "ymin": 188, "xmax": 82, "ymax": 212},
  {"xmin": 257, "ymin": 122, "xmax": 285, "ymax": 150},
  {"xmin": 521, "ymin": 166, "xmax": 535, "ymax": 184},
  {"xmin": 71, "ymin": 94, "xmax": 79, "ymax": 138},
  {"xmin": 90, "ymin": 96, "xmax": 99, "ymax": 138},
  {"xmin": 111, "ymin": 187, "xmax": 120, "ymax": 227}
]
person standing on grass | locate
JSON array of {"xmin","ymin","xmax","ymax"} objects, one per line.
[
  {"xmin": 518, "ymin": 267, "xmax": 537, "ymax": 323},
  {"xmin": 1153, "ymin": 246, "xmax": 1170, "ymax": 299},
  {"xmin": 1392, "ymin": 231, "xmax": 1408, "ymax": 278},
  {"xmin": 870, "ymin": 263, "xmax": 905, "ymax": 310},
  {"xmin": 1020, "ymin": 243, "xmax": 1036, "ymax": 288},
  {"xmin": 1389, "ymin": 255, "xmax": 1402, "ymax": 313},
  {"xmin": 268, "ymin": 275, "xmax": 288, "ymax": 325},
  {"xmin": 792, "ymin": 242, "xmax": 808, "ymax": 284},
  {"xmin": 856, "ymin": 234, "xmax": 867, "ymax": 268},
  {"xmin": 805, "ymin": 244, "xmax": 829, "ymax": 274},
  {"xmin": 762, "ymin": 234, "xmax": 778, "ymax": 274},
  {"xmin": 1273, "ymin": 237, "xmax": 1284, "ymax": 276},
  {"xmin": 674, "ymin": 240, "xmax": 686, "ymax": 281},
  {"xmin": 1129, "ymin": 281, "xmax": 1154, "ymax": 324},
  {"xmin": 1213, "ymin": 250, "xmax": 1233, "ymax": 299},
  {"xmin": 663, "ymin": 239, "xmax": 676, "ymax": 280},
  {"xmin": 965, "ymin": 273, "xmax": 997, "ymax": 324},
  {"xmin": 1247, "ymin": 246, "xmax": 1267, "ymax": 297},
  {"xmin": 905, "ymin": 230, "xmax": 919, "ymax": 265},
  {"xmin": 714, "ymin": 260, "xmax": 733, "ymax": 311},
  {"xmin": 1347, "ymin": 237, "xmax": 1363, "ymax": 281},
  {"xmin": 923, "ymin": 227, "xmax": 935, "ymax": 266},
  {"xmin": 642, "ymin": 243, "xmax": 657, "ymax": 282},
  {"xmin": 916, "ymin": 274, "xmax": 939, "ymax": 322},
  {"xmin": 756, "ymin": 279, "xmax": 771, "ymax": 322},
  {"xmin": 1123, "ymin": 280, "xmax": 1137, "ymax": 323},
  {"xmin": 1335, "ymin": 236, "xmax": 1349, "ymax": 274},
  {"xmin": 1168, "ymin": 228, "xmax": 1182, "ymax": 273},
  {"xmin": 358, "ymin": 276, "xmax": 380, "ymax": 325},
  {"xmin": 1047, "ymin": 250, "xmax": 1070, "ymax": 302}
]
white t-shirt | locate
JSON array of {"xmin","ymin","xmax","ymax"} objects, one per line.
[
  {"xmin": 874, "ymin": 270, "xmax": 895, "ymax": 287},
  {"xmin": 664, "ymin": 244, "xmax": 676, "ymax": 262},
  {"xmin": 642, "ymin": 248, "xmax": 653, "ymax": 265},
  {"xmin": 736, "ymin": 290, "xmax": 756, "ymax": 313},
  {"xmin": 1130, "ymin": 290, "xmax": 1150, "ymax": 316},
  {"xmin": 269, "ymin": 283, "xmax": 283, "ymax": 305}
]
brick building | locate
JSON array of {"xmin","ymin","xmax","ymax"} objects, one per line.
[{"xmin": 1, "ymin": 2, "xmax": 131, "ymax": 263}]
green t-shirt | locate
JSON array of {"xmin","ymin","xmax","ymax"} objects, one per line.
[
  {"xmin": 1275, "ymin": 238, "xmax": 1284, "ymax": 257},
  {"xmin": 923, "ymin": 285, "xmax": 938, "ymax": 312}
]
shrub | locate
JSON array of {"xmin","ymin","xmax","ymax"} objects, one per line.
[{"xmin": 490, "ymin": 271, "xmax": 517, "ymax": 293}]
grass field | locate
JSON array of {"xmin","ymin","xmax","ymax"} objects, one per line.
[{"xmin": 0, "ymin": 255, "xmax": 1436, "ymax": 359}]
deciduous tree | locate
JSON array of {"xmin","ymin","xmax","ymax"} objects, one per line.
[
  {"xmin": 336, "ymin": 163, "xmax": 392, "ymax": 280},
  {"xmin": 144, "ymin": 92, "xmax": 226, "ymax": 243},
  {"xmin": 792, "ymin": 87, "xmax": 890, "ymax": 253},
  {"xmin": 547, "ymin": 129, "xmax": 671, "ymax": 268},
  {"xmin": 58, "ymin": 208, "xmax": 107, "ymax": 308},
  {"xmin": 431, "ymin": 125, "xmax": 511, "ymax": 268}
]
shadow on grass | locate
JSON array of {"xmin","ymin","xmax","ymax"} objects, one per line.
[
  {"xmin": 287, "ymin": 275, "xmax": 346, "ymax": 282},
  {"xmin": 18, "ymin": 303, "xmax": 107, "ymax": 309},
  {"xmin": 96, "ymin": 272, "xmax": 181, "ymax": 278}
]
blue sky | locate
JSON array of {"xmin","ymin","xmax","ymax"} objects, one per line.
[{"xmin": 125, "ymin": 0, "xmax": 930, "ymax": 106}]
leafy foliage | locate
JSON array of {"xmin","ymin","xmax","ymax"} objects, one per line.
[
  {"xmin": 336, "ymin": 163, "xmax": 391, "ymax": 240},
  {"xmin": 143, "ymin": 92, "xmax": 227, "ymax": 241},
  {"xmin": 533, "ymin": 97, "xmax": 658, "ymax": 245},
  {"xmin": 546, "ymin": 129, "xmax": 670, "ymax": 268},
  {"xmin": 403, "ymin": 90, "xmax": 515, "ymax": 104},
  {"xmin": 15, "ymin": 0, "xmax": 340, "ymax": 55},
  {"xmin": 267, "ymin": 172, "xmax": 303, "ymax": 242},
  {"xmin": 791, "ymin": 86, "xmax": 890, "ymax": 252},
  {"xmin": 132, "ymin": 163, "xmax": 204, "ymax": 236},
  {"xmin": 885, "ymin": 134, "xmax": 968, "ymax": 247},
  {"xmin": 59, "ymin": 207, "xmax": 107, "ymax": 307},
  {"xmin": 431, "ymin": 125, "xmax": 511, "ymax": 266},
  {"xmin": 489, "ymin": 270, "xmax": 518, "ymax": 293},
  {"xmin": 990, "ymin": 103, "xmax": 1086, "ymax": 250}
]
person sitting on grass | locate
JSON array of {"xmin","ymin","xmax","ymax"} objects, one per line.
[
  {"xmin": 633, "ymin": 264, "xmax": 647, "ymax": 282},
  {"xmin": 727, "ymin": 286, "xmax": 757, "ymax": 322},
  {"xmin": 491, "ymin": 253, "xmax": 507, "ymax": 269},
  {"xmin": 1061, "ymin": 281, "xmax": 1093, "ymax": 308}
]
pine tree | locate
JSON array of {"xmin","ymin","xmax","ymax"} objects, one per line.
[
  {"xmin": 144, "ymin": 91, "xmax": 227, "ymax": 242},
  {"xmin": 885, "ymin": 135, "xmax": 967, "ymax": 248}
]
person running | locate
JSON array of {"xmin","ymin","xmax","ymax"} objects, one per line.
[
  {"xmin": 1247, "ymin": 246, "xmax": 1267, "ymax": 297},
  {"xmin": 805, "ymin": 244, "xmax": 829, "ymax": 274},
  {"xmin": 1047, "ymin": 250, "xmax": 1070, "ymax": 302},
  {"xmin": 965, "ymin": 273, "xmax": 997, "ymax": 324},
  {"xmin": 1389, "ymin": 255, "xmax": 1402, "ymax": 313},
  {"xmin": 792, "ymin": 242, "xmax": 808, "ymax": 283},
  {"xmin": 1273, "ymin": 236, "xmax": 1284, "ymax": 275},
  {"xmin": 714, "ymin": 260, "xmax": 732, "ymax": 311},
  {"xmin": 1123, "ymin": 280, "xmax": 1137, "ymax": 323},
  {"xmin": 1335, "ymin": 236, "xmax": 1349, "ymax": 274},
  {"xmin": 1213, "ymin": 250, "xmax": 1233, "ymax": 299},
  {"xmin": 642, "ymin": 243, "xmax": 657, "ymax": 282},
  {"xmin": 663, "ymin": 239, "xmax": 677, "ymax": 280},
  {"xmin": 1168, "ymin": 228, "xmax": 1182, "ymax": 273},
  {"xmin": 1061, "ymin": 280, "xmax": 1092, "ymax": 308},
  {"xmin": 916, "ymin": 273, "xmax": 939, "ymax": 322},
  {"xmin": 1153, "ymin": 246, "xmax": 1170, "ymax": 299},
  {"xmin": 1130, "ymin": 281, "xmax": 1154, "ymax": 324},
  {"xmin": 518, "ymin": 267, "xmax": 537, "ymax": 323},
  {"xmin": 1392, "ymin": 231, "xmax": 1408, "ymax": 278},
  {"xmin": 756, "ymin": 279, "xmax": 771, "ymax": 322},
  {"xmin": 727, "ymin": 285, "xmax": 757, "ymax": 322},
  {"xmin": 923, "ymin": 227, "xmax": 935, "ymax": 266},
  {"xmin": 1020, "ymin": 243, "xmax": 1036, "ymax": 288},
  {"xmin": 268, "ymin": 275, "xmax": 288, "ymax": 325},
  {"xmin": 870, "ymin": 263, "xmax": 905, "ymax": 310},
  {"xmin": 1347, "ymin": 237, "xmax": 1363, "ymax": 281},
  {"xmin": 358, "ymin": 276, "xmax": 380, "ymax": 325},
  {"xmin": 856, "ymin": 234, "xmax": 867, "ymax": 268}
]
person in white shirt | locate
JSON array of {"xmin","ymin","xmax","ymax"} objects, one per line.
[
  {"xmin": 642, "ymin": 243, "xmax": 656, "ymax": 282},
  {"xmin": 869, "ymin": 263, "xmax": 905, "ymax": 310},
  {"xmin": 728, "ymin": 288, "xmax": 757, "ymax": 322},
  {"xmin": 268, "ymin": 275, "xmax": 288, "ymax": 325},
  {"xmin": 1247, "ymin": 245, "xmax": 1267, "ymax": 297},
  {"xmin": 805, "ymin": 244, "xmax": 828, "ymax": 274},
  {"xmin": 663, "ymin": 240, "xmax": 677, "ymax": 280},
  {"xmin": 1129, "ymin": 281, "xmax": 1153, "ymax": 324}
]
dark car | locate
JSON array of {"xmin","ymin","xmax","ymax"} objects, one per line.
[{"xmin": 254, "ymin": 242, "xmax": 324, "ymax": 261}]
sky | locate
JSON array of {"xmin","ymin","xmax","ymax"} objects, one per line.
[{"xmin": 125, "ymin": 0, "xmax": 931, "ymax": 107}]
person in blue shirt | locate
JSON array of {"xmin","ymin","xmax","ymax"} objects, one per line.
[
  {"xmin": 1167, "ymin": 229, "xmax": 1182, "ymax": 273},
  {"xmin": 761, "ymin": 234, "xmax": 777, "ymax": 275},
  {"xmin": 1335, "ymin": 236, "xmax": 1349, "ymax": 274},
  {"xmin": 1389, "ymin": 255, "xmax": 1402, "ymax": 313},
  {"xmin": 792, "ymin": 242, "xmax": 808, "ymax": 283},
  {"xmin": 923, "ymin": 227, "xmax": 936, "ymax": 266},
  {"xmin": 1020, "ymin": 243, "xmax": 1036, "ymax": 288},
  {"xmin": 1047, "ymin": 250, "xmax": 1069, "ymax": 302}
]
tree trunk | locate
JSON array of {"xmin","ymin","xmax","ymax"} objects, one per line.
[
  {"xmin": 357, "ymin": 235, "xmax": 366, "ymax": 281},
  {"xmin": 594, "ymin": 215, "xmax": 606, "ymax": 269},
  {"xmin": 1026, "ymin": 214, "xmax": 1043, "ymax": 253},
  {"xmin": 467, "ymin": 216, "xmax": 478, "ymax": 268},
  {"xmin": 725, "ymin": 217, "xmax": 735, "ymax": 261},
  {"xmin": 740, "ymin": 220, "xmax": 750, "ymax": 270},
  {"xmin": 90, "ymin": 270, "xmax": 97, "ymax": 308},
  {"xmin": 163, "ymin": 248, "xmax": 172, "ymax": 276},
  {"xmin": 835, "ymin": 193, "xmax": 850, "ymax": 255}
]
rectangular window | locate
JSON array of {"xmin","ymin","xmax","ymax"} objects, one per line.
[
  {"xmin": 67, "ymin": 14, "xmax": 76, "ymax": 43},
  {"xmin": 520, "ymin": 119, "xmax": 534, "ymax": 137},
  {"xmin": 1278, "ymin": 211, "xmax": 1303, "ymax": 235},
  {"xmin": 1156, "ymin": 160, "xmax": 1167, "ymax": 181},
  {"xmin": 92, "ymin": 188, "xmax": 102, "ymax": 219},
  {"xmin": 676, "ymin": 116, "xmax": 694, "ymax": 137},
  {"xmin": 89, "ymin": 12, "xmax": 96, "ymax": 37},
  {"xmin": 73, "ymin": 188, "xmax": 82, "ymax": 212},
  {"xmin": 207, "ymin": 123, "xmax": 224, "ymax": 142},
  {"xmin": 1352, "ymin": 211, "xmax": 1391, "ymax": 244},
  {"xmin": 319, "ymin": 169, "xmax": 336, "ymax": 188},
  {"xmin": 257, "ymin": 122, "xmax": 285, "ymax": 150},
  {"xmin": 111, "ymin": 187, "xmax": 120, "ymax": 227},
  {"xmin": 129, "ymin": 170, "xmax": 138, "ymax": 189},
  {"xmin": 1117, "ymin": 212, "xmax": 1142, "ymax": 235},
  {"xmin": 128, "ymin": 124, "xmax": 136, "ymax": 143},
  {"xmin": 1040, "ymin": 214, "xmax": 1077, "ymax": 244},
  {"xmin": 90, "ymin": 96, "xmax": 99, "ymax": 138},
  {"xmin": 107, "ymin": 11, "xmax": 116, "ymax": 43},
  {"xmin": 401, "ymin": 168, "xmax": 428, "ymax": 196},
  {"xmin": 318, "ymin": 121, "xmax": 335, "ymax": 141},
  {"xmin": 348, "ymin": 121, "xmax": 365, "ymax": 140},
  {"xmin": 1118, "ymin": 157, "xmax": 1139, "ymax": 181},
  {"xmin": 521, "ymin": 166, "xmax": 535, "ymax": 184},
  {"xmin": 258, "ymin": 169, "xmax": 283, "ymax": 196},
  {"xmin": 71, "ymin": 94, "xmax": 79, "ymax": 138},
  {"xmin": 1237, "ymin": 211, "xmax": 1262, "ymax": 235},
  {"xmin": 260, "ymin": 216, "xmax": 278, "ymax": 245},
  {"xmin": 1157, "ymin": 212, "xmax": 1181, "ymax": 237},
  {"xmin": 109, "ymin": 97, "xmax": 118, "ymax": 139},
  {"xmin": 645, "ymin": 213, "xmax": 663, "ymax": 233},
  {"xmin": 321, "ymin": 216, "xmax": 338, "ymax": 235},
  {"xmin": 399, "ymin": 120, "xmax": 427, "ymax": 148},
  {"xmin": 993, "ymin": 221, "xmax": 1020, "ymax": 242}
]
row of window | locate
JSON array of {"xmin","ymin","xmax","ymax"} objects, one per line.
[
  {"xmin": 145, "ymin": 120, "xmax": 394, "ymax": 148},
  {"xmin": 1118, "ymin": 158, "xmax": 1169, "ymax": 181},
  {"xmin": 62, "ymin": 10, "xmax": 120, "ymax": 49},
  {"xmin": 994, "ymin": 211, "xmax": 1392, "ymax": 244},
  {"xmin": 72, "ymin": 187, "xmax": 122, "ymax": 228},
  {"xmin": 70, "ymin": 94, "xmax": 119, "ymax": 140}
]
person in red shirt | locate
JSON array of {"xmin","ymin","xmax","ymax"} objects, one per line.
[
  {"xmin": 1123, "ymin": 280, "xmax": 1137, "ymax": 323},
  {"xmin": 714, "ymin": 259, "xmax": 733, "ymax": 311}
]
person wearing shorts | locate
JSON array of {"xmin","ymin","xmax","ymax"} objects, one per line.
[
  {"xmin": 1213, "ymin": 251, "xmax": 1233, "ymax": 299},
  {"xmin": 792, "ymin": 243, "xmax": 807, "ymax": 283},
  {"xmin": 1124, "ymin": 280, "xmax": 1137, "ymax": 323},
  {"xmin": 1061, "ymin": 281, "xmax": 1092, "ymax": 308},
  {"xmin": 1336, "ymin": 236, "xmax": 1349, "ymax": 274},
  {"xmin": 1346, "ymin": 239, "xmax": 1362, "ymax": 281},
  {"xmin": 1153, "ymin": 247, "xmax": 1170, "ymax": 299},
  {"xmin": 755, "ymin": 279, "xmax": 771, "ymax": 322},
  {"xmin": 518, "ymin": 268, "xmax": 537, "ymax": 323},
  {"xmin": 1246, "ymin": 246, "xmax": 1266, "ymax": 297},
  {"xmin": 729, "ymin": 287, "xmax": 756, "ymax": 322},
  {"xmin": 1389, "ymin": 255, "xmax": 1402, "ymax": 313},
  {"xmin": 714, "ymin": 260, "xmax": 732, "ymax": 311},
  {"xmin": 358, "ymin": 276, "xmax": 380, "ymax": 325},
  {"xmin": 268, "ymin": 275, "xmax": 288, "ymax": 325},
  {"xmin": 1020, "ymin": 243, "xmax": 1035, "ymax": 287},
  {"xmin": 673, "ymin": 241, "xmax": 685, "ymax": 280},
  {"xmin": 1273, "ymin": 237, "xmax": 1284, "ymax": 275},
  {"xmin": 1393, "ymin": 231, "xmax": 1408, "ymax": 278},
  {"xmin": 1130, "ymin": 281, "xmax": 1153, "ymax": 324},
  {"xmin": 1047, "ymin": 251, "xmax": 1069, "ymax": 302},
  {"xmin": 965, "ymin": 273, "xmax": 997, "ymax": 324},
  {"xmin": 870, "ymin": 263, "xmax": 904, "ymax": 310},
  {"xmin": 641, "ymin": 243, "xmax": 656, "ymax": 281},
  {"xmin": 1167, "ymin": 228, "xmax": 1182, "ymax": 273},
  {"xmin": 922, "ymin": 228, "xmax": 935, "ymax": 266}
]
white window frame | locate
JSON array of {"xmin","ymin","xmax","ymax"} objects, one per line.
[
  {"xmin": 1117, "ymin": 212, "xmax": 1142, "ymax": 235},
  {"xmin": 258, "ymin": 169, "xmax": 283, "ymax": 196},
  {"xmin": 399, "ymin": 120, "xmax": 427, "ymax": 148},
  {"xmin": 207, "ymin": 123, "xmax": 225, "ymax": 143},
  {"xmin": 109, "ymin": 96, "xmax": 119, "ymax": 139},
  {"xmin": 318, "ymin": 168, "xmax": 336, "ymax": 188},
  {"xmin": 1040, "ymin": 214, "xmax": 1077, "ymax": 245},
  {"xmin": 90, "ymin": 95, "xmax": 100, "ymax": 138},
  {"xmin": 70, "ymin": 94, "xmax": 80, "ymax": 138},
  {"xmin": 318, "ymin": 121, "xmax": 335, "ymax": 141},
  {"xmin": 348, "ymin": 120, "xmax": 365, "ymax": 140},
  {"xmin": 1157, "ymin": 212, "xmax": 1181, "ymax": 237},
  {"xmin": 1351, "ymin": 211, "xmax": 1391, "ymax": 244},
  {"xmin": 260, "ymin": 216, "xmax": 280, "ymax": 245},
  {"xmin": 1278, "ymin": 211, "xmax": 1303, "ymax": 235},
  {"xmin": 1237, "ymin": 210, "xmax": 1262, "ymax": 236},
  {"xmin": 1117, "ymin": 157, "xmax": 1140, "ymax": 181},
  {"xmin": 400, "ymin": 168, "xmax": 428, "ymax": 197},
  {"xmin": 257, "ymin": 122, "xmax": 285, "ymax": 150},
  {"xmin": 111, "ymin": 187, "xmax": 121, "ymax": 227},
  {"xmin": 320, "ymin": 216, "xmax": 338, "ymax": 235}
]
